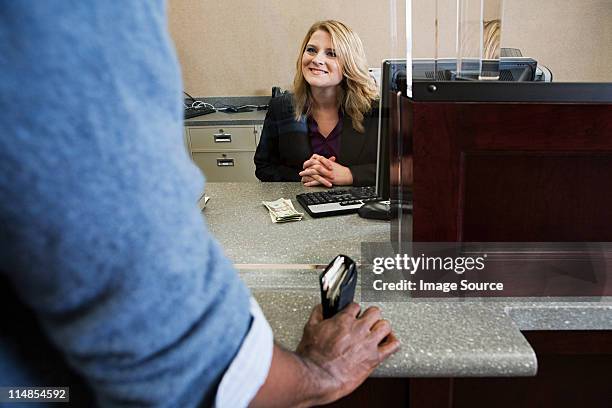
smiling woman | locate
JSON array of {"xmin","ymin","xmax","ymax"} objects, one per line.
[{"xmin": 254, "ymin": 20, "xmax": 379, "ymax": 187}]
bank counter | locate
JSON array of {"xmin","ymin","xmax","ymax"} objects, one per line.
[{"xmin": 204, "ymin": 182, "xmax": 612, "ymax": 408}]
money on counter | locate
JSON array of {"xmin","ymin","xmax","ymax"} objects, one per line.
[{"xmin": 262, "ymin": 198, "xmax": 304, "ymax": 223}]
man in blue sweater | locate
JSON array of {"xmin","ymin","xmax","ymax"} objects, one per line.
[{"xmin": 0, "ymin": 1, "xmax": 399, "ymax": 407}]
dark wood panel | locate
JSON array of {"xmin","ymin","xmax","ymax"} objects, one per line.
[
  {"xmin": 523, "ymin": 330, "xmax": 612, "ymax": 355},
  {"xmin": 409, "ymin": 378, "xmax": 453, "ymax": 408},
  {"xmin": 410, "ymin": 100, "xmax": 612, "ymax": 242},
  {"xmin": 321, "ymin": 378, "xmax": 409, "ymax": 408},
  {"xmin": 461, "ymin": 152, "xmax": 612, "ymax": 241}
]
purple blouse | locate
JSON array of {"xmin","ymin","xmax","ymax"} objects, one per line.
[{"xmin": 307, "ymin": 113, "xmax": 343, "ymax": 159}]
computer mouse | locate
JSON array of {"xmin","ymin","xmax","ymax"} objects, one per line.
[{"xmin": 358, "ymin": 200, "xmax": 391, "ymax": 220}]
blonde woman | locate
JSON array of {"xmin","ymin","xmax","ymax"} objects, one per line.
[{"xmin": 254, "ymin": 20, "xmax": 379, "ymax": 187}]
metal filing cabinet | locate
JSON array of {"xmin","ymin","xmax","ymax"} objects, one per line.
[{"xmin": 186, "ymin": 125, "xmax": 259, "ymax": 181}]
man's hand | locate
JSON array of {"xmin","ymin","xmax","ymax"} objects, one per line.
[
  {"xmin": 250, "ymin": 303, "xmax": 400, "ymax": 408},
  {"xmin": 296, "ymin": 303, "xmax": 400, "ymax": 405},
  {"xmin": 299, "ymin": 155, "xmax": 353, "ymax": 187}
]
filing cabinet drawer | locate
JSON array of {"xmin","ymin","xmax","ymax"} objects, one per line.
[
  {"xmin": 183, "ymin": 129, "xmax": 190, "ymax": 156},
  {"xmin": 189, "ymin": 126, "xmax": 256, "ymax": 151},
  {"xmin": 191, "ymin": 151, "xmax": 257, "ymax": 181},
  {"xmin": 255, "ymin": 124, "xmax": 262, "ymax": 147}
]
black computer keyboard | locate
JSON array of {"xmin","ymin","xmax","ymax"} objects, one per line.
[
  {"xmin": 296, "ymin": 186, "xmax": 378, "ymax": 218},
  {"xmin": 184, "ymin": 105, "xmax": 216, "ymax": 119}
]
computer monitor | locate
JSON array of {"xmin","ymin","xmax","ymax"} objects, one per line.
[{"xmin": 376, "ymin": 59, "xmax": 407, "ymax": 202}]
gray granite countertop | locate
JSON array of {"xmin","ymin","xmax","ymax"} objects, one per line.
[
  {"xmin": 185, "ymin": 110, "xmax": 266, "ymax": 126},
  {"xmin": 240, "ymin": 268, "xmax": 612, "ymax": 378},
  {"xmin": 203, "ymin": 182, "xmax": 392, "ymax": 266},
  {"xmin": 204, "ymin": 182, "xmax": 612, "ymax": 378}
]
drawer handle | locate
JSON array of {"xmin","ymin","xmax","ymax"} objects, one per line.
[
  {"xmin": 217, "ymin": 158, "xmax": 235, "ymax": 167},
  {"xmin": 214, "ymin": 133, "xmax": 232, "ymax": 143}
]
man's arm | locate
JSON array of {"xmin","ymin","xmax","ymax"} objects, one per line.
[
  {"xmin": 252, "ymin": 303, "xmax": 400, "ymax": 407},
  {"xmin": 0, "ymin": 3, "xmax": 256, "ymax": 406}
]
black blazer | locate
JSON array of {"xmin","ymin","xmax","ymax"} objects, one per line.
[{"xmin": 254, "ymin": 94, "xmax": 379, "ymax": 186}]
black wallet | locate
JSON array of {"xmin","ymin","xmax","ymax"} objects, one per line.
[{"xmin": 319, "ymin": 255, "xmax": 358, "ymax": 319}]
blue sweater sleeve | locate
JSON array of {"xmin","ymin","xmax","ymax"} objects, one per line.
[{"xmin": 0, "ymin": 1, "xmax": 252, "ymax": 406}]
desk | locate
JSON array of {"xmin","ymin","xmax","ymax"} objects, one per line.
[
  {"xmin": 204, "ymin": 182, "xmax": 391, "ymax": 266},
  {"xmin": 204, "ymin": 182, "xmax": 612, "ymax": 408}
]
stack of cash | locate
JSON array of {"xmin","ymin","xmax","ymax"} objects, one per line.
[
  {"xmin": 262, "ymin": 198, "xmax": 304, "ymax": 223},
  {"xmin": 321, "ymin": 256, "xmax": 348, "ymax": 306}
]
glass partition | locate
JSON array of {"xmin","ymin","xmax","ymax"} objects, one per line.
[
  {"xmin": 410, "ymin": 0, "xmax": 612, "ymax": 83},
  {"xmin": 387, "ymin": 0, "xmax": 612, "ymax": 300}
]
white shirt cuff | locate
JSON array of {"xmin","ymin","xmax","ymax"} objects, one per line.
[{"xmin": 215, "ymin": 297, "xmax": 273, "ymax": 408}]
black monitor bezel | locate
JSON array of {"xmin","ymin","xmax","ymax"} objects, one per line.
[{"xmin": 375, "ymin": 60, "xmax": 401, "ymax": 200}]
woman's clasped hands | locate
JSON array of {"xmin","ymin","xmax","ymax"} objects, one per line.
[{"xmin": 299, "ymin": 154, "xmax": 353, "ymax": 187}]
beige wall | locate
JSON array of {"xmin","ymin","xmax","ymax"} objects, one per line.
[{"xmin": 168, "ymin": 0, "xmax": 612, "ymax": 96}]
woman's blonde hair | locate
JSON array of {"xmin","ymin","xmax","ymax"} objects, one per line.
[
  {"xmin": 483, "ymin": 19, "xmax": 502, "ymax": 60},
  {"xmin": 293, "ymin": 20, "xmax": 378, "ymax": 133}
]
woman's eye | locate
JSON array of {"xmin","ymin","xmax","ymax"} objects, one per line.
[
  {"xmin": 326, "ymin": 51, "xmax": 337, "ymax": 57},
  {"xmin": 305, "ymin": 47, "xmax": 316, "ymax": 54}
]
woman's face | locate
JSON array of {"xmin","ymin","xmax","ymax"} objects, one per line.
[{"xmin": 301, "ymin": 30, "xmax": 343, "ymax": 91}]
